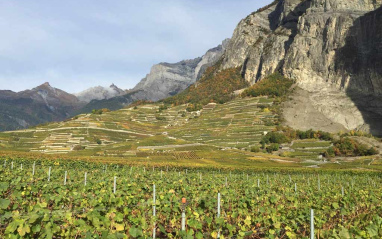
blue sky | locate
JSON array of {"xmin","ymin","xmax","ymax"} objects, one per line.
[{"xmin": 0, "ymin": 0, "xmax": 273, "ymax": 93}]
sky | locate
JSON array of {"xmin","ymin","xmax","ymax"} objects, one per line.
[{"xmin": 0, "ymin": 0, "xmax": 273, "ymax": 93}]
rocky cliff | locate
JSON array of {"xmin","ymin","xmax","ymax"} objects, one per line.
[
  {"xmin": 222, "ymin": 0, "xmax": 382, "ymax": 135},
  {"xmin": 75, "ymin": 84, "xmax": 126, "ymax": 103},
  {"xmin": 133, "ymin": 40, "xmax": 229, "ymax": 101},
  {"xmin": 0, "ymin": 83, "xmax": 84, "ymax": 131}
]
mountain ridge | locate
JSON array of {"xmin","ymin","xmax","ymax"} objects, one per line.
[
  {"xmin": 0, "ymin": 82, "xmax": 84, "ymax": 131},
  {"xmin": 74, "ymin": 84, "xmax": 126, "ymax": 103}
]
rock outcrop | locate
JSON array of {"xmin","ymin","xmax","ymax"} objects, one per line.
[
  {"xmin": 0, "ymin": 83, "xmax": 84, "ymax": 131},
  {"xmin": 75, "ymin": 84, "xmax": 126, "ymax": 103},
  {"xmin": 133, "ymin": 40, "xmax": 229, "ymax": 101},
  {"xmin": 221, "ymin": 0, "xmax": 382, "ymax": 135}
]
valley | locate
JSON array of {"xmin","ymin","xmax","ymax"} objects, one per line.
[
  {"xmin": 1, "ymin": 0, "xmax": 382, "ymax": 238},
  {"xmin": 1, "ymin": 93, "xmax": 380, "ymax": 171}
]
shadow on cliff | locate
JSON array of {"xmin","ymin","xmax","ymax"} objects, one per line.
[{"xmin": 335, "ymin": 6, "xmax": 382, "ymax": 136}]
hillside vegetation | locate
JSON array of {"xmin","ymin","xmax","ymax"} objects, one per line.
[
  {"xmin": 163, "ymin": 61, "xmax": 249, "ymax": 106},
  {"xmin": 241, "ymin": 73, "xmax": 294, "ymax": 98}
]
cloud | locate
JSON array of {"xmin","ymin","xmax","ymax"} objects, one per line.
[{"xmin": 0, "ymin": 0, "xmax": 273, "ymax": 93}]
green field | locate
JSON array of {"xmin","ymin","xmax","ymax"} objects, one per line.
[
  {"xmin": 0, "ymin": 96, "xmax": 381, "ymax": 238},
  {"xmin": 0, "ymin": 157, "xmax": 381, "ymax": 238}
]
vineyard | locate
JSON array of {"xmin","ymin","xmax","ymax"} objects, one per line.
[{"xmin": 1, "ymin": 157, "xmax": 381, "ymax": 238}]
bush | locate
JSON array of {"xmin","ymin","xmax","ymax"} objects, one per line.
[
  {"xmin": 92, "ymin": 108, "xmax": 110, "ymax": 115},
  {"xmin": 186, "ymin": 104, "xmax": 203, "ymax": 112},
  {"xmin": 261, "ymin": 132, "xmax": 289, "ymax": 144},
  {"xmin": 257, "ymin": 104, "xmax": 268, "ymax": 109},
  {"xmin": 266, "ymin": 143, "xmax": 279, "ymax": 153},
  {"xmin": 326, "ymin": 137, "xmax": 380, "ymax": 157},
  {"xmin": 73, "ymin": 145, "xmax": 85, "ymax": 151},
  {"xmin": 155, "ymin": 115, "xmax": 166, "ymax": 121},
  {"xmin": 324, "ymin": 147, "xmax": 335, "ymax": 158},
  {"xmin": 158, "ymin": 105, "xmax": 169, "ymax": 112},
  {"xmin": 367, "ymin": 147, "xmax": 379, "ymax": 155},
  {"xmin": 263, "ymin": 120, "xmax": 274, "ymax": 126},
  {"xmin": 275, "ymin": 126, "xmax": 333, "ymax": 141},
  {"xmin": 251, "ymin": 146, "xmax": 261, "ymax": 153}
]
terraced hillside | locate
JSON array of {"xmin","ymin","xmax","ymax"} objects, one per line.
[
  {"xmin": 168, "ymin": 98, "xmax": 275, "ymax": 149},
  {"xmin": 0, "ymin": 95, "xmax": 380, "ymax": 170},
  {"xmin": 0, "ymin": 97, "xmax": 275, "ymax": 153}
]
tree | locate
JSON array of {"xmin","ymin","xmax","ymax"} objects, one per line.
[{"xmin": 266, "ymin": 143, "xmax": 279, "ymax": 153}]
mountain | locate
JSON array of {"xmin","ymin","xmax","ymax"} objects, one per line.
[
  {"xmin": 78, "ymin": 40, "xmax": 229, "ymax": 113},
  {"xmin": 133, "ymin": 39, "xmax": 229, "ymax": 101},
  {"xmin": 75, "ymin": 89, "xmax": 153, "ymax": 113},
  {"xmin": 74, "ymin": 84, "xmax": 126, "ymax": 103},
  {"xmin": 0, "ymin": 82, "xmax": 84, "ymax": 131},
  {"xmin": 3, "ymin": 0, "xmax": 382, "ymax": 137},
  {"xmin": 218, "ymin": 0, "xmax": 382, "ymax": 136},
  {"xmin": 1, "ymin": 0, "xmax": 381, "ymax": 161}
]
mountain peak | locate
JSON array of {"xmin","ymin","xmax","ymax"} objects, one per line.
[
  {"xmin": 75, "ymin": 84, "xmax": 126, "ymax": 103},
  {"xmin": 34, "ymin": 82, "xmax": 55, "ymax": 91}
]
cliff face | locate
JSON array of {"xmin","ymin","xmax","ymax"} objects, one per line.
[
  {"xmin": 222, "ymin": 0, "xmax": 382, "ymax": 135},
  {"xmin": 133, "ymin": 40, "xmax": 229, "ymax": 101}
]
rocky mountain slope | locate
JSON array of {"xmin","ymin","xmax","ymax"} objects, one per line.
[
  {"xmin": 133, "ymin": 39, "xmax": 229, "ymax": 101},
  {"xmin": 220, "ymin": 0, "xmax": 382, "ymax": 135},
  {"xmin": 0, "ymin": 83, "xmax": 84, "ymax": 131},
  {"xmin": 74, "ymin": 84, "xmax": 126, "ymax": 103},
  {"xmin": 79, "ymin": 40, "xmax": 229, "ymax": 113}
]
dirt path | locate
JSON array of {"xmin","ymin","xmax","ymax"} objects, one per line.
[
  {"xmin": 5, "ymin": 127, "xmax": 153, "ymax": 137},
  {"xmin": 137, "ymin": 143, "xmax": 203, "ymax": 150}
]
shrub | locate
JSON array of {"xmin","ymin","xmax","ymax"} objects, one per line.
[
  {"xmin": 324, "ymin": 147, "xmax": 335, "ymax": 158},
  {"xmin": 251, "ymin": 146, "xmax": 261, "ymax": 153},
  {"xmin": 326, "ymin": 137, "xmax": 380, "ymax": 157},
  {"xmin": 266, "ymin": 143, "xmax": 279, "ymax": 153},
  {"xmin": 261, "ymin": 132, "xmax": 289, "ymax": 144},
  {"xmin": 73, "ymin": 145, "xmax": 85, "ymax": 151},
  {"xmin": 155, "ymin": 115, "xmax": 166, "ymax": 121},
  {"xmin": 186, "ymin": 104, "xmax": 203, "ymax": 112},
  {"xmin": 263, "ymin": 120, "xmax": 274, "ymax": 126},
  {"xmin": 257, "ymin": 104, "xmax": 268, "ymax": 109},
  {"xmin": 92, "ymin": 108, "xmax": 110, "ymax": 114},
  {"xmin": 367, "ymin": 147, "xmax": 379, "ymax": 155}
]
